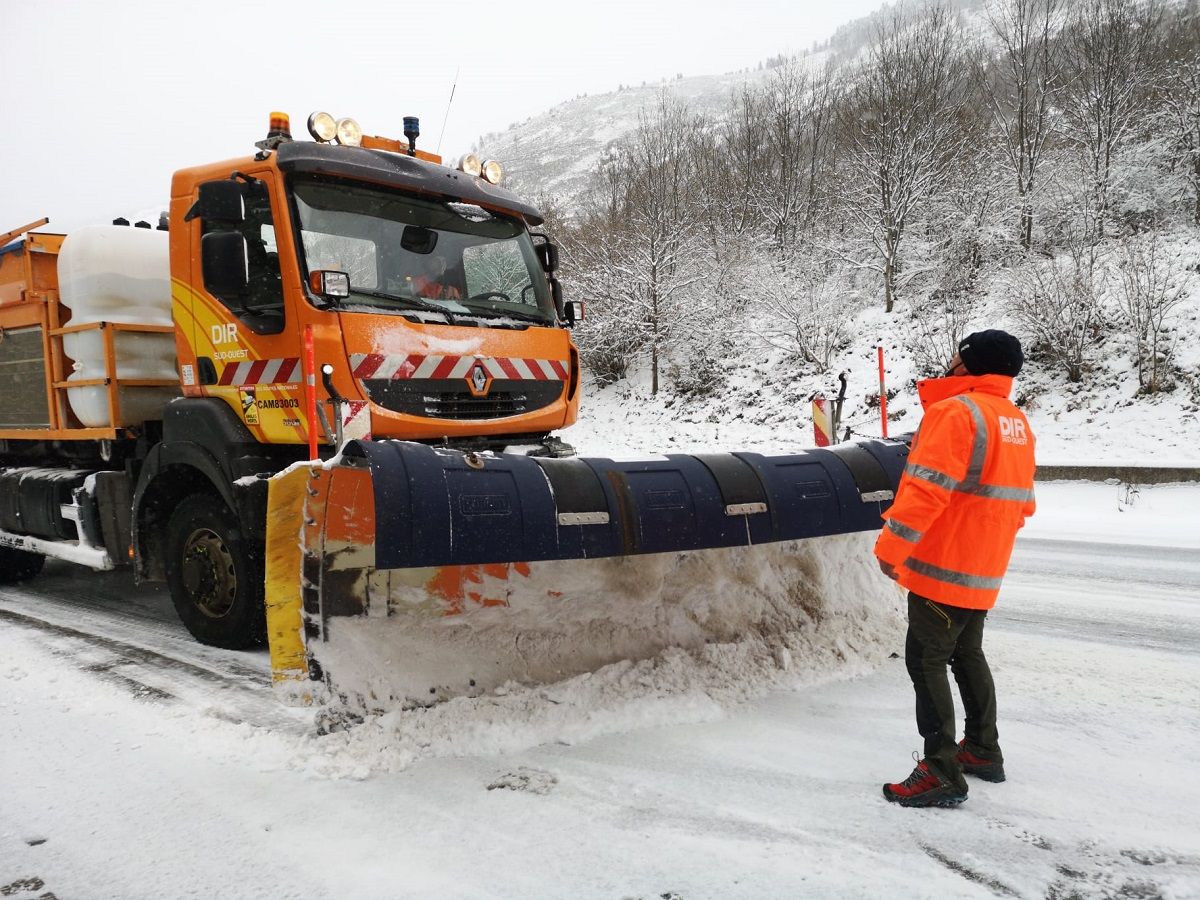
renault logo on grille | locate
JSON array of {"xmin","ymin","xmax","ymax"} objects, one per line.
[{"xmin": 470, "ymin": 362, "xmax": 489, "ymax": 395}]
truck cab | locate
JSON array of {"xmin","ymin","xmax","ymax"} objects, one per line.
[{"xmin": 170, "ymin": 121, "xmax": 580, "ymax": 453}]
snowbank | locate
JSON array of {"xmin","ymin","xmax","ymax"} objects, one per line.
[{"xmin": 305, "ymin": 532, "xmax": 905, "ymax": 776}]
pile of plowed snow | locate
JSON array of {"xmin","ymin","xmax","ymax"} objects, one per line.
[{"xmin": 299, "ymin": 532, "xmax": 904, "ymax": 777}]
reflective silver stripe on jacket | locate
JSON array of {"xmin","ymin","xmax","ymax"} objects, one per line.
[
  {"xmin": 886, "ymin": 518, "xmax": 923, "ymax": 543},
  {"xmin": 960, "ymin": 483, "xmax": 1036, "ymax": 502},
  {"xmin": 904, "ymin": 462, "xmax": 959, "ymax": 491},
  {"xmin": 955, "ymin": 395, "xmax": 989, "ymax": 487},
  {"xmin": 906, "ymin": 558, "xmax": 1004, "ymax": 591}
]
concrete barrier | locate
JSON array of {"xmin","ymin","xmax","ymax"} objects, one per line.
[{"xmin": 1035, "ymin": 465, "xmax": 1200, "ymax": 485}]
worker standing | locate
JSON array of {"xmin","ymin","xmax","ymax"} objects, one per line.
[{"xmin": 874, "ymin": 330, "xmax": 1036, "ymax": 808}]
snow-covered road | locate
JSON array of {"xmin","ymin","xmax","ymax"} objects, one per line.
[{"xmin": 1, "ymin": 483, "xmax": 1198, "ymax": 899}]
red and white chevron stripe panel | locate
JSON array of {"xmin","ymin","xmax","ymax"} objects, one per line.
[
  {"xmin": 218, "ymin": 357, "xmax": 300, "ymax": 386},
  {"xmin": 350, "ymin": 353, "xmax": 568, "ymax": 381}
]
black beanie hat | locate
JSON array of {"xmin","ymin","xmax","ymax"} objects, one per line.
[{"xmin": 958, "ymin": 330, "xmax": 1024, "ymax": 377}]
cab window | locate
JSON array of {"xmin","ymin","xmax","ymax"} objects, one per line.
[{"xmin": 200, "ymin": 178, "xmax": 285, "ymax": 334}]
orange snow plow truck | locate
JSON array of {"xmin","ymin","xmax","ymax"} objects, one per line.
[{"xmin": 1, "ymin": 112, "xmax": 907, "ymax": 712}]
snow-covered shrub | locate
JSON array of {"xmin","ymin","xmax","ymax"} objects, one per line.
[
  {"xmin": 574, "ymin": 318, "xmax": 641, "ymax": 387},
  {"xmin": 903, "ymin": 213, "xmax": 1004, "ymax": 377},
  {"xmin": 906, "ymin": 288, "xmax": 976, "ymax": 378},
  {"xmin": 1108, "ymin": 154, "xmax": 1185, "ymax": 235},
  {"xmin": 1006, "ymin": 243, "xmax": 1109, "ymax": 383},
  {"xmin": 667, "ymin": 345, "xmax": 727, "ymax": 398},
  {"xmin": 1115, "ymin": 232, "xmax": 1192, "ymax": 393},
  {"xmin": 751, "ymin": 256, "xmax": 857, "ymax": 373}
]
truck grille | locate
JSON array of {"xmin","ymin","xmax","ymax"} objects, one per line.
[{"xmin": 362, "ymin": 379, "xmax": 562, "ymax": 421}]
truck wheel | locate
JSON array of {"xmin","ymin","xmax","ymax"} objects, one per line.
[
  {"xmin": 165, "ymin": 493, "xmax": 265, "ymax": 649},
  {"xmin": 0, "ymin": 547, "xmax": 45, "ymax": 583}
]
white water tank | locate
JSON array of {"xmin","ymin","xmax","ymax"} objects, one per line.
[{"xmin": 57, "ymin": 225, "xmax": 180, "ymax": 427}]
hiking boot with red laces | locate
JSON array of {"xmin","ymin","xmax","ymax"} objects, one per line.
[
  {"xmin": 882, "ymin": 756, "xmax": 968, "ymax": 808},
  {"xmin": 956, "ymin": 740, "xmax": 1006, "ymax": 783}
]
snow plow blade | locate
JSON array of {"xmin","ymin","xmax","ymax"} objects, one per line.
[{"xmin": 264, "ymin": 438, "xmax": 907, "ymax": 711}]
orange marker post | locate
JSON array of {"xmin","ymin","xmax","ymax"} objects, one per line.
[
  {"xmin": 877, "ymin": 346, "xmax": 888, "ymax": 439},
  {"xmin": 303, "ymin": 324, "xmax": 318, "ymax": 460}
]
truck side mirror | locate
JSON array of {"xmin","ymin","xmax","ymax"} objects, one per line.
[
  {"xmin": 535, "ymin": 242, "xmax": 560, "ymax": 273},
  {"xmin": 549, "ymin": 279, "xmax": 584, "ymax": 327},
  {"xmin": 309, "ymin": 269, "xmax": 350, "ymax": 299},
  {"xmin": 201, "ymin": 232, "xmax": 249, "ymax": 297},
  {"xmin": 185, "ymin": 180, "xmax": 246, "ymax": 223}
]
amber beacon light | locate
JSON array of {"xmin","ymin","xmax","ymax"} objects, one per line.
[{"xmin": 267, "ymin": 111, "xmax": 292, "ymax": 141}]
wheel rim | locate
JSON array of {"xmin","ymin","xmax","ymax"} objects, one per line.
[{"xmin": 180, "ymin": 527, "xmax": 237, "ymax": 619}]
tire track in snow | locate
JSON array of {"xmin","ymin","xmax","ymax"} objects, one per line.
[
  {"xmin": 919, "ymin": 843, "xmax": 1022, "ymax": 897},
  {"xmin": 0, "ymin": 607, "xmax": 263, "ymax": 687},
  {"xmin": 0, "ymin": 607, "xmax": 301, "ymax": 731}
]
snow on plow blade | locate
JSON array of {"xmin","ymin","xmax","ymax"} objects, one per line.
[{"xmin": 264, "ymin": 439, "xmax": 907, "ymax": 711}]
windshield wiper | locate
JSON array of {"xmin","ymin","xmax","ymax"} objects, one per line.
[
  {"xmin": 351, "ymin": 288, "xmax": 460, "ymax": 325},
  {"xmin": 459, "ymin": 304, "xmax": 553, "ymax": 326},
  {"xmin": 497, "ymin": 308, "xmax": 554, "ymax": 326}
]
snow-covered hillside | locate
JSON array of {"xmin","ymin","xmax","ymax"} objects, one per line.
[
  {"xmin": 477, "ymin": 67, "xmax": 778, "ymax": 206},
  {"xmin": 477, "ymin": 0, "xmax": 992, "ymax": 210},
  {"xmin": 563, "ymin": 228, "xmax": 1200, "ymax": 465},
  {"xmin": 481, "ymin": 0, "xmax": 1200, "ymax": 466}
]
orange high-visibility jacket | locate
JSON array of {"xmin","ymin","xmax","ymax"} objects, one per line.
[{"xmin": 874, "ymin": 373, "xmax": 1036, "ymax": 610}]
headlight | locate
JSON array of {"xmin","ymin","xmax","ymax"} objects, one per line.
[
  {"xmin": 481, "ymin": 159, "xmax": 504, "ymax": 185},
  {"xmin": 307, "ymin": 111, "xmax": 338, "ymax": 143},
  {"xmin": 457, "ymin": 153, "xmax": 482, "ymax": 177},
  {"xmin": 336, "ymin": 117, "xmax": 363, "ymax": 147}
]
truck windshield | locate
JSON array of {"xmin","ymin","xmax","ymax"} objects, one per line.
[{"xmin": 290, "ymin": 177, "xmax": 555, "ymax": 326}]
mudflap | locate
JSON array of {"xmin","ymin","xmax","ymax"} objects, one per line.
[{"xmin": 263, "ymin": 439, "xmax": 907, "ymax": 713}]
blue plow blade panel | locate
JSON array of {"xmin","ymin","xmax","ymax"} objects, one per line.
[{"xmin": 343, "ymin": 438, "xmax": 909, "ymax": 571}]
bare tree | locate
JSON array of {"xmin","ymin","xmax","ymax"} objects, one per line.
[
  {"xmin": 715, "ymin": 84, "xmax": 771, "ymax": 240},
  {"xmin": 906, "ymin": 203, "xmax": 995, "ymax": 376},
  {"xmin": 751, "ymin": 255, "xmax": 858, "ymax": 372},
  {"xmin": 748, "ymin": 59, "xmax": 842, "ymax": 253},
  {"xmin": 978, "ymin": 0, "xmax": 1063, "ymax": 249},
  {"xmin": 838, "ymin": 4, "xmax": 971, "ymax": 312},
  {"xmin": 568, "ymin": 94, "xmax": 717, "ymax": 395},
  {"xmin": 690, "ymin": 87, "xmax": 767, "ymax": 300},
  {"xmin": 1116, "ymin": 230, "xmax": 1190, "ymax": 392},
  {"xmin": 1060, "ymin": 0, "xmax": 1164, "ymax": 239},
  {"xmin": 1160, "ymin": 2, "xmax": 1200, "ymax": 225},
  {"xmin": 565, "ymin": 151, "xmax": 643, "ymax": 384},
  {"xmin": 907, "ymin": 289, "xmax": 978, "ymax": 377}
]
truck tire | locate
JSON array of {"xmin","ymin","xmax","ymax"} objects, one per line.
[
  {"xmin": 165, "ymin": 493, "xmax": 265, "ymax": 649},
  {"xmin": 0, "ymin": 547, "xmax": 45, "ymax": 583}
]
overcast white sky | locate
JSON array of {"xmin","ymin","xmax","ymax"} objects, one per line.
[{"xmin": 2, "ymin": 0, "xmax": 882, "ymax": 233}]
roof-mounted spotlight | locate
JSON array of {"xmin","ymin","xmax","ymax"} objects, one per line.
[
  {"xmin": 307, "ymin": 111, "xmax": 338, "ymax": 143},
  {"xmin": 335, "ymin": 117, "xmax": 363, "ymax": 147},
  {"xmin": 481, "ymin": 159, "xmax": 504, "ymax": 185},
  {"xmin": 457, "ymin": 153, "xmax": 483, "ymax": 177}
]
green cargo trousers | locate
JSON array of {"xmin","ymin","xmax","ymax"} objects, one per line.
[{"xmin": 905, "ymin": 592, "xmax": 1003, "ymax": 780}]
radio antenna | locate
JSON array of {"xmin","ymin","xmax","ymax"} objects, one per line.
[{"xmin": 437, "ymin": 67, "xmax": 460, "ymax": 155}]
